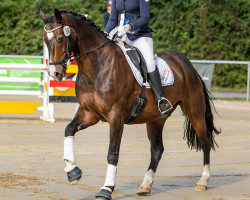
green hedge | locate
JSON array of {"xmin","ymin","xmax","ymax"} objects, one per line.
[{"xmin": 0, "ymin": 0, "xmax": 249, "ymax": 88}]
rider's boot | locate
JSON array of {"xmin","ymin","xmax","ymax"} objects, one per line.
[{"xmin": 148, "ymin": 68, "xmax": 173, "ymax": 118}]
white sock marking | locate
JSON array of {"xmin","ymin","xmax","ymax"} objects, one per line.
[
  {"xmin": 197, "ymin": 164, "xmax": 211, "ymax": 186},
  {"xmin": 141, "ymin": 169, "xmax": 154, "ymax": 188}
]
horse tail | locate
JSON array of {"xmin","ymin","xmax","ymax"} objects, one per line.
[{"xmin": 184, "ymin": 76, "xmax": 221, "ymax": 151}]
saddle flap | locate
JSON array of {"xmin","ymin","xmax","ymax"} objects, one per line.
[
  {"xmin": 125, "ymin": 46, "xmax": 148, "ymax": 80},
  {"xmin": 126, "ymin": 49, "xmax": 141, "ymax": 72}
]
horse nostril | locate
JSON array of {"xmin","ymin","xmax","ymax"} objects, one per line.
[{"xmin": 54, "ymin": 72, "xmax": 61, "ymax": 79}]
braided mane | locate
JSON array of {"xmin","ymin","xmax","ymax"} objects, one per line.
[{"xmin": 60, "ymin": 10, "xmax": 112, "ymax": 42}]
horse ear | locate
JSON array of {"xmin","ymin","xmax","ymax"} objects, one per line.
[
  {"xmin": 38, "ymin": 8, "xmax": 46, "ymax": 21},
  {"xmin": 54, "ymin": 8, "xmax": 62, "ymax": 21}
]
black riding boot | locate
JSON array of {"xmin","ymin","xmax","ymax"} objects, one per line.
[{"xmin": 148, "ymin": 68, "xmax": 173, "ymax": 118}]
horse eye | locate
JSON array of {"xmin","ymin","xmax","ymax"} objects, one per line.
[{"xmin": 57, "ymin": 35, "xmax": 63, "ymax": 42}]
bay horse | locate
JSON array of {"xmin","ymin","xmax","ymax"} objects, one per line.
[{"xmin": 38, "ymin": 8, "xmax": 220, "ymax": 200}]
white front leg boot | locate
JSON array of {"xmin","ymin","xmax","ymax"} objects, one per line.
[
  {"xmin": 64, "ymin": 136, "xmax": 76, "ymax": 171},
  {"xmin": 100, "ymin": 164, "xmax": 117, "ymax": 191},
  {"xmin": 63, "ymin": 136, "xmax": 82, "ymax": 184},
  {"xmin": 96, "ymin": 164, "xmax": 117, "ymax": 200}
]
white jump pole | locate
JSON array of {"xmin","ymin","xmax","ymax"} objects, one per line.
[
  {"xmin": 0, "ymin": 63, "xmax": 47, "ymax": 70},
  {"xmin": 0, "ymin": 77, "xmax": 42, "ymax": 83},
  {"xmin": 38, "ymin": 42, "xmax": 55, "ymax": 122}
]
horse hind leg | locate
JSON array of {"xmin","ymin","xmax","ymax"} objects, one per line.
[
  {"xmin": 137, "ymin": 119, "xmax": 165, "ymax": 195},
  {"xmin": 182, "ymin": 103, "xmax": 212, "ymax": 191},
  {"xmin": 192, "ymin": 122, "xmax": 211, "ymax": 191}
]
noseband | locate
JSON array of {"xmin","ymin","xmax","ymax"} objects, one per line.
[{"xmin": 44, "ymin": 20, "xmax": 111, "ymax": 69}]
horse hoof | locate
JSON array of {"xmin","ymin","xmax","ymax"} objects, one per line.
[
  {"xmin": 195, "ymin": 184, "xmax": 207, "ymax": 191},
  {"xmin": 136, "ymin": 186, "xmax": 151, "ymax": 195},
  {"xmin": 70, "ymin": 179, "xmax": 78, "ymax": 185},
  {"xmin": 67, "ymin": 166, "xmax": 82, "ymax": 183},
  {"xmin": 96, "ymin": 189, "xmax": 112, "ymax": 200}
]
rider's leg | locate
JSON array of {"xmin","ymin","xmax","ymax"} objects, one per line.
[
  {"xmin": 127, "ymin": 37, "xmax": 156, "ymax": 73},
  {"xmin": 148, "ymin": 67, "xmax": 173, "ymax": 117},
  {"xmin": 126, "ymin": 37, "xmax": 173, "ymax": 117}
]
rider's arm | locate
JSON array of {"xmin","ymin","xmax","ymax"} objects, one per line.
[
  {"xmin": 129, "ymin": 0, "xmax": 150, "ymax": 32},
  {"xmin": 104, "ymin": 0, "xmax": 118, "ymax": 34}
]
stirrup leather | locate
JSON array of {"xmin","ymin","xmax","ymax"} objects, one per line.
[{"xmin": 157, "ymin": 97, "xmax": 173, "ymax": 115}]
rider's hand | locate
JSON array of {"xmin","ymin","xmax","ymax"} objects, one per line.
[{"xmin": 117, "ymin": 24, "xmax": 131, "ymax": 37}]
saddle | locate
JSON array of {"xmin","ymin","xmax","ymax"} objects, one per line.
[
  {"xmin": 121, "ymin": 41, "xmax": 148, "ymax": 124},
  {"xmin": 115, "ymin": 38, "xmax": 174, "ymax": 123}
]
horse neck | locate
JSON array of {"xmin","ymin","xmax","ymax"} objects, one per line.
[
  {"xmin": 78, "ymin": 26, "xmax": 105, "ymax": 55},
  {"xmin": 70, "ymin": 20, "xmax": 109, "ymax": 77}
]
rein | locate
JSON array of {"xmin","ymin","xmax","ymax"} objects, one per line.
[
  {"xmin": 44, "ymin": 23, "xmax": 111, "ymax": 68},
  {"xmin": 72, "ymin": 40, "xmax": 110, "ymax": 61}
]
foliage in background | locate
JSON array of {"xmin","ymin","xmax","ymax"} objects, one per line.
[
  {"xmin": 0, "ymin": 0, "xmax": 249, "ymax": 89},
  {"xmin": 150, "ymin": 0, "xmax": 250, "ymax": 89}
]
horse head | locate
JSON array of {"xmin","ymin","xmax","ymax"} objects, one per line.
[{"xmin": 38, "ymin": 8, "xmax": 74, "ymax": 81}]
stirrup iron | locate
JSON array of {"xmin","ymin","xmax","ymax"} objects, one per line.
[{"xmin": 157, "ymin": 97, "xmax": 173, "ymax": 115}]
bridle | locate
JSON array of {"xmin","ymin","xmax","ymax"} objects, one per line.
[
  {"xmin": 44, "ymin": 24, "xmax": 71, "ymax": 70},
  {"xmin": 44, "ymin": 22, "xmax": 111, "ymax": 69}
]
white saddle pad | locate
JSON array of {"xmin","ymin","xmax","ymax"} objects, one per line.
[{"xmin": 117, "ymin": 42, "xmax": 174, "ymax": 88}]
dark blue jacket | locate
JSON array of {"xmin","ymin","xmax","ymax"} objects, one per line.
[
  {"xmin": 104, "ymin": 0, "xmax": 152, "ymax": 41},
  {"xmin": 103, "ymin": 11, "xmax": 110, "ymax": 27}
]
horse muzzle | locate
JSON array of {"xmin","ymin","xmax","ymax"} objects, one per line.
[{"xmin": 48, "ymin": 65, "xmax": 66, "ymax": 82}]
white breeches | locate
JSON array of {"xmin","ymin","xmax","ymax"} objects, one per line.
[{"xmin": 125, "ymin": 37, "xmax": 156, "ymax": 73}]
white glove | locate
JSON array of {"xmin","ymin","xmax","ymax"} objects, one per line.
[{"xmin": 117, "ymin": 24, "xmax": 130, "ymax": 37}]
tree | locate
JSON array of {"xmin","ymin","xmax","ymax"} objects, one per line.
[{"xmin": 0, "ymin": 0, "xmax": 249, "ymax": 88}]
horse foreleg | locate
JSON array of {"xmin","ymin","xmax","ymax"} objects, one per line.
[
  {"xmin": 96, "ymin": 118, "xmax": 124, "ymax": 200},
  {"xmin": 137, "ymin": 120, "xmax": 165, "ymax": 195},
  {"xmin": 64, "ymin": 107, "xmax": 100, "ymax": 185},
  {"xmin": 64, "ymin": 136, "xmax": 81, "ymax": 185}
]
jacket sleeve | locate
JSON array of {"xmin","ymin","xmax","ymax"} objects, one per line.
[
  {"xmin": 129, "ymin": 0, "xmax": 150, "ymax": 31},
  {"xmin": 104, "ymin": 0, "xmax": 118, "ymax": 33},
  {"xmin": 103, "ymin": 12, "xmax": 109, "ymax": 27}
]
